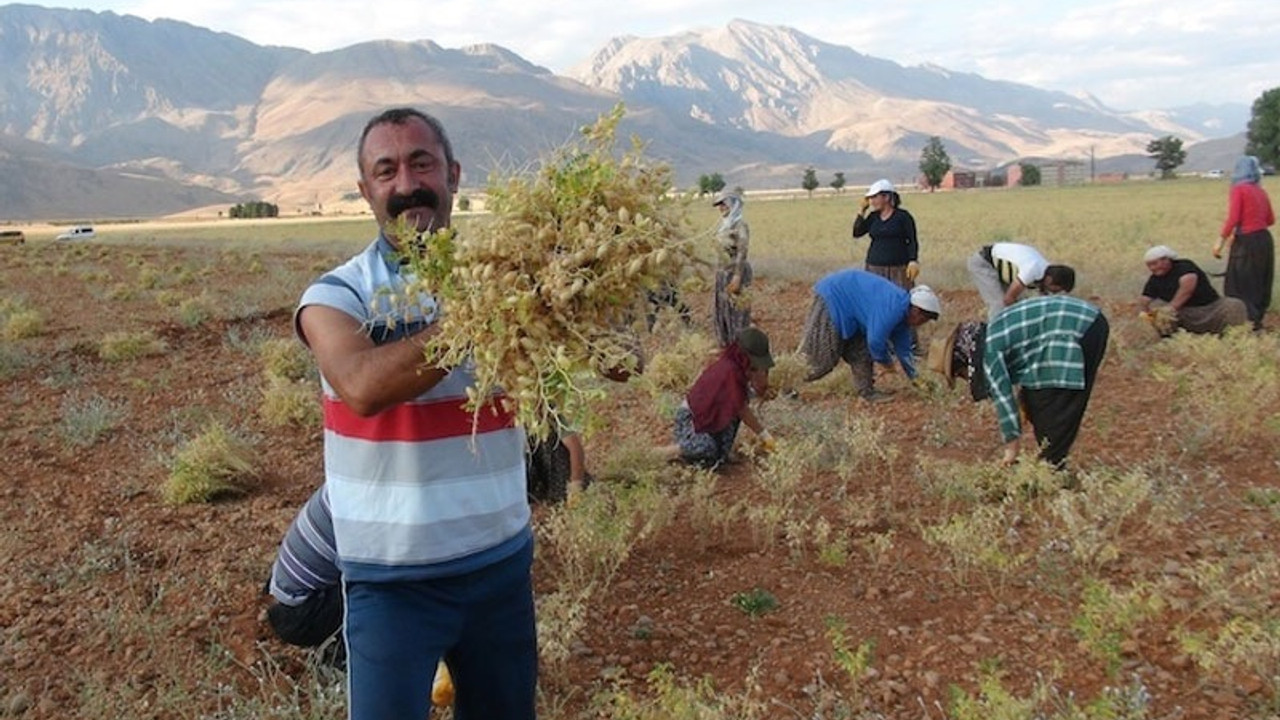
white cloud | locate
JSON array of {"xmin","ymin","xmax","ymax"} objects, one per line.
[{"xmin": 75, "ymin": 0, "xmax": 1280, "ymax": 109}]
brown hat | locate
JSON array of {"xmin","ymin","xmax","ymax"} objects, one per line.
[
  {"xmin": 736, "ymin": 327, "xmax": 775, "ymax": 370},
  {"xmin": 927, "ymin": 321, "xmax": 989, "ymax": 400},
  {"xmin": 926, "ymin": 324, "xmax": 961, "ymax": 388}
]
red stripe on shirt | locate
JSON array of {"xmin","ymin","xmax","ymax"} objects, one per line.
[{"xmin": 324, "ymin": 396, "xmax": 516, "ymax": 441}]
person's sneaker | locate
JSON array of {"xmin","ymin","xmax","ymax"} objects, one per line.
[{"xmin": 859, "ymin": 389, "xmax": 893, "ymax": 404}]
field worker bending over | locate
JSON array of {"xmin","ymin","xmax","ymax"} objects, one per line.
[
  {"xmin": 968, "ymin": 241, "xmax": 1072, "ymax": 321},
  {"xmin": 799, "ymin": 268, "xmax": 940, "ymax": 402},
  {"xmin": 1138, "ymin": 245, "xmax": 1247, "ymax": 336},
  {"xmin": 982, "ymin": 288, "xmax": 1108, "ymax": 470},
  {"xmin": 294, "ymin": 107, "xmax": 535, "ymax": 720},
  {"xmin": 661, "ymin": 327, "xmax": 776, "ymax": 468}
]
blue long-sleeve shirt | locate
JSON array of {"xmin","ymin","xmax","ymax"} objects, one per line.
[{"xmin": 814, "ymin": 269, "xmax": 916, "ymax": 377}]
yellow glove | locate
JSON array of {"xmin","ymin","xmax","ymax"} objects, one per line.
[
  {"xmin": 905, "ymin": 261, "xmax": 920, "ymax": 282},
  {"xmin": 859, "ymin": 196, "xmax": 870, "ymax": 212},
  {"xmin": 759, "ymin": 429, "xmax": 777, "ymax": 454},
  {"xmin": 432, "ymin": 660, "xmax": 454, "ymax": 708}
]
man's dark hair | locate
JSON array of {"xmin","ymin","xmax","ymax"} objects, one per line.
[
  {"xmin": 356, "ymin": 108, "xmax": 456, "ymax": 177},
  {"xmin": 1042, "ymin": 264, "xmax": 1076, "ymax": 292}
]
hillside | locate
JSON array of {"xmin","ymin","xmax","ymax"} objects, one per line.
[{"xmin": 0, "ymin": 6, "xmax": 1251, "ymax": 219}]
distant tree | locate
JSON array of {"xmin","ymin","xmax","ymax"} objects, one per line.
[
  {"xmin": 1246, "ymin": 87, "xmax": 1280, "ymax": 170},
  {"xmin": 801, "ymin": 167, "xmax": 820, "ymax": 197},
  {"xmin": 1146, "ymin": 135, "xmax": 1187, "ymax": 179},
  {"xmin": 1018, "ymin": 162, "xmax": 1042, "ymax": 187},
  {"xmin": 697, "ymin": 173, "xmax": 726, "ymax": 196},
  {"xmin": 919, "ymin": 136, "xmax": 952, "ymax": 191},
  {"xmin": 830, "ymin": 172, "xmax": 847, "ymax": 193},
  {"xmin": 229, "ymin": 200, "xmax": 279, "ymax": 219}
]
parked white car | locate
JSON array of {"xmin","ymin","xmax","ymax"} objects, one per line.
[{"xmin": 55, "ymin": 225, "xmax": 96, "ymax": 241}]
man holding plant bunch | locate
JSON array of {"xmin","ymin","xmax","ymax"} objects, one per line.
[{"xmin": 293, "ymin": 108, "xmax": 536, "ymax": 720}]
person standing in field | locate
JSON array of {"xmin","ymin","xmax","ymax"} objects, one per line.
[
  {"xmin": 853, "ymin": 179, "xmax": 919, "ymax": 289},
  {"xmin": 853, "ymin": 179, "xmax": 920, "ymax": 350},
  {"xmin": 1214, "ymin": 155, "xmax": 1275, "ymax": 330},
  {"xmin": 1138, "ymin": 245, "xmax": 1248, "ymax": 336},
  {"xmin": 967, "ymin": 240, "xmax": 1072, "ymax": 321},
  {"xmin": 711, "ymin": 191, "xmax": 752, "ymax": 347},
  {"xmin": 293, "ymin": 107, "xmax": 536, "ymax": 720},
  {"xmin": 799, "ymin": 268, "xmax": 941, "ymax": 402}
]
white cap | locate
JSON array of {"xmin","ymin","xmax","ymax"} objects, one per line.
[
  {"xmin": 865, "ymin": 179, "xmax": 895, "ymax": 197},
  {"xmin": 1143, "ymin": 245, "xmax": 1178, "ymax": 263},
  {"xmin": 909, "ymin": 285, "xmax": 941, "ymax": 315}
]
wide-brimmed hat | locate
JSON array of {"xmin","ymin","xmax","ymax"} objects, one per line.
[
  {"xmin": 927, "ymin": 321, "xmax": 989, "ymax": 400},
  {"xmin": 926, "ymin": 329, "xmax": 959, "ymax": 388},
  {"xmin": 736, "ymin": 327, "xmax": 775, "ymax": 370}
]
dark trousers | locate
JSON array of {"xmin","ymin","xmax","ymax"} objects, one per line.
[
  {"xmin": 343, "ymin": 539, "xmax": 537, "ymax": 720},
  {"xmin": 1225, "ymin": 228, "xmax": 1274, "ymax": 327},
  {"xmin": 1021, "ymin": 314, "xmax": 1109, "ymax": 469}
]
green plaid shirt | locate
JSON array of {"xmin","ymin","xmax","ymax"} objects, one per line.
[{"xmin": 983, "ymin": 295, "xmax": 1102, "ymax": 441}]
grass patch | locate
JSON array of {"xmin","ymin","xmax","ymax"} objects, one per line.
[
  {"xmin": 99, "ymin": 330, "xmax": 168, "ymax": 362},
  {"xmin": 260, "ymin": 337, "xmax": 315, "ymax": 382},
  {"xmin": 730, "ymin": 587, "xmax": 779, "ymax": 617},
  {"xmin": 59, "ymin": 394, "xmax": 128, "ymax": 448},
  {"xmin": 3, "ymin": 308, "xmax": 43, "ymax": 340},
  {"xmin": 162, "ymin": 422, "xmax": 258, "ymax": 504},
  {"xmin": 260, "ymin": 376, "xmax": 321, "ymax": 427}
]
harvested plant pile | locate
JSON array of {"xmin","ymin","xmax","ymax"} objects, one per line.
[{"xmin": 400, "ymin": 105, "xmax": 699, "ymax": 440}]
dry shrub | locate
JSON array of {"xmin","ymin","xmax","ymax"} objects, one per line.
[
  {"xmin": 3, "ymin": 309, "xmax": 42, "ymax": 340},
  {"xmin": 259, "ymin": 338, "xmax": 315, "ymax": 382},
  {"xmin": 767, "ymin": 351, "xmax": 808, "ymax": 394},
  {"xmin": 260, "ymin": 376, "xmax": 321, "ymax": 427},
  {"xmin": 162, "ymin": 422, "xmax": 257, "ymax": 504},
  {"xmin": 397, "ymin": 104, "xmax": 697, "ymax": 442},
  {"xmin": 639, "ymin": 331, "xmax": 716, "ymax": 396},
  {"xmin": 1150, "ymin": 327, "xmax": 1280, "ymax": 445},
  {"xmin": 99, "ymin": 330, "xmax": 168, "ymax": 362}
]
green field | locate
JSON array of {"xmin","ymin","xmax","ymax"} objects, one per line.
[{"xmin": 57, "ymin": 176, "xmax": 1276, "ymax": 308}]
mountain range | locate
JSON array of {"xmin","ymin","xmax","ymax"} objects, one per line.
[{"xmin": 0, "ymin": 5, "xmax": 1249, "ymax": 220}]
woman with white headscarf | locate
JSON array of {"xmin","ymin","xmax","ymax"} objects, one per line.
[
  {"xmin": 1214, "ymin": 156, "xmax": 1274, "ymax": 329},
  {"xmin": 711, "ymin": 192, "xmax": 752, "ymax": 346}
]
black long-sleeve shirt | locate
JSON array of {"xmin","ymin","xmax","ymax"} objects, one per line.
[{"xmin": 852, "ymin": 208, "xmax": 918, "ymax": 267}]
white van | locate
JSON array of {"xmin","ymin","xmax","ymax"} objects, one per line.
[{"xmin": 55, "ymin": 225, "xmax": 96, "ymax": 241}]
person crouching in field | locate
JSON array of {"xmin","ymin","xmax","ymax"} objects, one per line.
[
  {"xmin": 799, "ymin": 268, "xmax": 941, "ymax": 402},
  {"xmin": 1138, "ymin": 245, "xmax": 1248, "ymax": 336},
  {"xmin": 661, "ymin": 327, "xmax": 777, "ymax": 468}
]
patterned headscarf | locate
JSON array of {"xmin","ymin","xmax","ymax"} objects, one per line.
[
  {"xmin": 716, "ymin": 193, "xmax": 744, "ymax": 234},
  {"xmin": 1232, "ymin": 155, "xmax": 1263, "ymax": 185}
]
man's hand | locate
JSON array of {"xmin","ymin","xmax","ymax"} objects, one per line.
[
  {"xmin": 1000, "ymin": 439, "xmax": 1019, "ymax": 467},
  {"xmin": 905, "ymin": 261, "xmax": 920, "ymax": 282}
]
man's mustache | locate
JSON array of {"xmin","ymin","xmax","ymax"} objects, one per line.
[{"xmin": 386, "ymin": 189, "xmax": 441, "ymax": 219}]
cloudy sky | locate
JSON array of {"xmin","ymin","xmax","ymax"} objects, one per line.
[{"xmin": 75, "ymin": 0, "xmax": 1277, "ymax": 111}]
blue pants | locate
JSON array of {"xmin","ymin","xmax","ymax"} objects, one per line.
[{"xmin": 343, "ymin": 538, "xmax": 537, "ymax": 720}]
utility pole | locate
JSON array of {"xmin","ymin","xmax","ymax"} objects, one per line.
[{"xmin": 1089, "ymin": 145, "xmax": 1096, "ymax": 183}]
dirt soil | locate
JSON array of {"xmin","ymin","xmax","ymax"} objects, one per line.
[{"xmin": 1, "ymin": 241, "xmax": 1277, "ymax": 719}]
